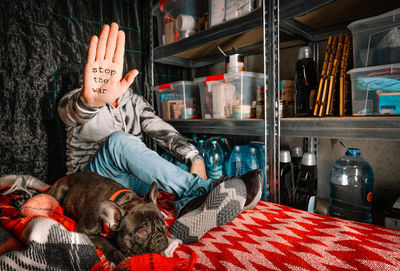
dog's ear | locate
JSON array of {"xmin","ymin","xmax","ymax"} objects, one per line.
[
  {"xmin": 145, "ymin": 182, "xmax": 158, "ymax": 205},
  {"xmin": 99, "ymin": 200, "xmax": 126, "ymax": 231}
]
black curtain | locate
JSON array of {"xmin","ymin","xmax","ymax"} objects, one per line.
[{"xmin": 0, "ymin": 0, "xmax": 145, "ymax": 183}]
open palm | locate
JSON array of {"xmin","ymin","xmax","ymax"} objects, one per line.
[{"xmin": 82, "ymin": 23, "xmax": 138, "ymax": 108}]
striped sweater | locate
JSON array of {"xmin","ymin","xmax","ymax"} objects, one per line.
[{"xmin": 58, "ymin": 88, "xmax": 201, "ymax": 175}]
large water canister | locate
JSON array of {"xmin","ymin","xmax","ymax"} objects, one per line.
[{"xmin": 328, "ymin": 143, "xmax": 374, "ymax": 223}]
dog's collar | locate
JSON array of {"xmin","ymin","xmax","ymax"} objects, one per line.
[
  {"xmin": 100, "ymin": 189, "xmax": 132, "ymax": 238},
  {"xmin": 108, "ymin": 189, "xmax": 131, "ymax": 202}
]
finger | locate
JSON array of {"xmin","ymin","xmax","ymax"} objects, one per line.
[
  {"xmin": 105, "ymin": 22, "xmax": 119, "ymax": 61},
  {"xmin": 120, "ymin": 69, "xmax": 139, "ymax": 90},
  {"xmin": 87, "ymin": 35, "xmax": 98, "ymax": 63},
  {"xmin": 113, "ymin": 30, "xmax": 125, "ymax": 64},
  {"xmin": 96, "ymin": 24, "xmax": 109, "ymax": 61}
]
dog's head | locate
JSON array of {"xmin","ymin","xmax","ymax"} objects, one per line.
[{"xmin": 98, "ymin": 182, "xmax": 169, "ymax": 256}]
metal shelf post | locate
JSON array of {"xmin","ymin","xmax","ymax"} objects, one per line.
[{"xmin": 264, "ymin": 0, "xmax": 280, "ymax": 204}]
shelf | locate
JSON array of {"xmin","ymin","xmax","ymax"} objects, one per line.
[
  {"xmin": 153, "ymin": 0, "xmax": 335, "ymax": 68},
  {"xmin": 153, "ymin": 0, "xmax": 400, "ymax": 68},
  {"xmin": 168, "ymin": 117, "xmax": 400, "ymax": 140},
  {"xmin": 167, "ymin": 119, "xmax": 265, "ymax": 136},
  {"xmin": 281, "ymin": 117, "xmax": 400, "ymax": 140}
]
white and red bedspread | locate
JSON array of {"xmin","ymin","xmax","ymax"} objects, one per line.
[
  {"xmin": 162, "ymin": 194, "xmax": 400, "ymax": 271},
  {"xmin": 1, "ymin": 179, "xmax": 399, "ymax": 271}
]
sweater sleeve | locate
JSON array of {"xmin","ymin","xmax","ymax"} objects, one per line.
[
  {"xmin": 57, "ymin": 88, "xmax": 102, "ymax": 127},
  {"xmin": 137, "ymin": 95, "xmax": 202, "ymax": 165}
]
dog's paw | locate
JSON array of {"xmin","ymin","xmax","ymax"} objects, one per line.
[{"xmin": 104, "ymin": 248, "xmax": 126, "ymax": 265}]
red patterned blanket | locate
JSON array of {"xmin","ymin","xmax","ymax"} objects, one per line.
[
  {"xmin": 174, "ymin": 200, "xmax": 400, "ymax": 271},
  {"xmin": 1, "ymin": 180, "xmax": 399, "ymax": 271}
]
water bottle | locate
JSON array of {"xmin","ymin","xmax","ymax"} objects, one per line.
[
  {"xmin": 328, "ymin": 143, "xmax": 374, "ymax": 223},
  {"xmin": 294, "ymin": 152, "xmax": 317, "ymax": 212},
  {"xmin": 219, "ymin": 138, "xmax": 231, "ymax": 175},
  {"xmin": 197, "ymin": 139, "xmax": 207, "ymax": 161},
  {"xmin": 249, "ymin": 141, "xmax": 267, "ymax": 201},
  {"xmin": 189, "ymin": 135, "xmax": 199, "ymax": 148},
  {"xmin": 243, "ymin": 147, "xmax": 259, "ymax": 174},
  {"xmin": 228, "ymin": 146, "xmax": 242, "ymax": 177},
  {"xmin": 280, "ymin": 150, "xmax": 294, "ymax": 206},
  {"xmin": 205, "ymin": 140, "xmax": 224, "ymax": 180}
]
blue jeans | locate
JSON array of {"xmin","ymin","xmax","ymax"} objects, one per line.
[{"xmin": 83, "ymin": 131, "xmax": 212, "ymax": 214}]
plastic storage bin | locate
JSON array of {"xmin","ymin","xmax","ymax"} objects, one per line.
[
  {"xmin": 154, "ymin": 81, "xmax": 201, "ymax": 120},
  {"xmin": 197, "ymin": 72, "xmax": 264, "ymax": 119},
  {"xmin": 209, "ymin": 0, "xmax": 254, "ymax": 27},
  {"xmin": 154, "ymin": 0, "xmax": 207, "ymax": 46},
  {"xmin": 348, "ymin": 8, "xmax": 400, "ymax": 68},
  {"xmin": 347, "ymin": 63, "xmax": 400, "ymax": 116}
]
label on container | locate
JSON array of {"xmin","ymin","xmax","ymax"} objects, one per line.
[
  {"xmin": 209, "ymin": 166, "xmax": 223, "ymax": 180},
  {"xmin": 307, "ymin": 195, "xmax": 316, "ymax": 212}
]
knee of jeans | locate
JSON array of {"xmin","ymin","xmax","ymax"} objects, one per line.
[
  {"xmin": 107, "ymin": 131, "xmax": 128, "ymax": 145},
  {"xmin": 106, "ymin": 131, "xmax": 143, "ymax": 152}
]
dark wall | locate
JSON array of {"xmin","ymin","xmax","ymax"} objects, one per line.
[{"xmin": 0, "ymin": 0, "xmax": 145, "ymax": 183}]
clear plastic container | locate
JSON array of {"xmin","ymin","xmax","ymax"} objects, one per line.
[
  {"xmin": 347, "ymin": 63, "xmax": 400, "ymax": 115},
  {"xmin": 348, "ymin": 8, "xmax": 400, "ymax": 67},
  {"xmin": 209, "ymin": 0, "xmax": 255, "ymax": 27},
  {"xmin": 196, "ymin": 72, "xmax": 264, "ymax": 119},
  {"xmin": 154, "ymin": 0, "xmax": 207, "ymax": 45},
  {"xmin": 328, "ymin": 145, "xmax": 374, "ymax": 223},
  {"xmin": 153, "ymin": 81, "xmax": 201, "ymax": 120}
]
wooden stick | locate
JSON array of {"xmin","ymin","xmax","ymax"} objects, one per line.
[
  {"xmin": 313, "ymin": 36, "xmax": 332, "ymax": 116},
  {"xmin": 318, "ymin": 36, "xmax": 337, "ymax": 117},
  {"xmin": 339, "ymin": 35, "xmax": 349, "ymax": 116},
  {"xmin": 326, "ymin": 34, "xmax": 344, "ymax": 116}
]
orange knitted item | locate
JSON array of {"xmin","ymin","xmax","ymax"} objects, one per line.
[
  {"xmin": 0, "ymin": 193, "xmax": 77, "ymax": 241},
  {"xmin": 112, "ymin": 252, "xmax": 199, "ymax": 271},
  {"xmin": 20, "ymin": 193, "xmax": 77, "ymax": 231}
]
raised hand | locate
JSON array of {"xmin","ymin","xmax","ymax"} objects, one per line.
[{"xmin": 82, "ymin": 23, "xmax": 139, "ymax": 108}]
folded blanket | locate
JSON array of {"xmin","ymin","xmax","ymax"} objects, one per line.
[
  {"xmin": 0, "ymin": 175, "xmax": 196, "ymax": 271},
  {"xmin": 0, "ymin": 218, "xmax": 100, "ymax": 271}
]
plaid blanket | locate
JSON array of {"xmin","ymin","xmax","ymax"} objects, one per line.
[{"xmin": 0, "ymin": 175, "xmax": 196, "ymax": 271}]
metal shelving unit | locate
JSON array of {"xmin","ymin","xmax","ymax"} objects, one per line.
[
  {"xmin": 152, "ymin": 0, "xmax": 335, "ymax": 68},
  {"xmin": 148, "ymin": 0, "xmax": 400, "ymax": 204},
  {"xmin": 168, "ymin": 117, "xmax": 400, "ymax": 140}
]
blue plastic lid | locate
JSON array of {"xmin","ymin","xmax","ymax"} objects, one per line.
[{"xmin": 346, "ymin": 148, "xmax": 361, "ymax": 157}]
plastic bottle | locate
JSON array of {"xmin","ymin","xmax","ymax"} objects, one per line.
[
  {"xmin": 280, "ymin": 150, "xmax": 294, "ymax": 206},
  {"xmin": 219, "ymin": 138, "xmax": 231, "ymax": 175},
  {"xmin": 249, "ymin": 141, "xmax": 267, "ymax": 200},
  {"xmin": 290, "ymin": 146, "xmax": 303, "ymax": 185},
  {"xmin": 328, "ymin": 143, "xmax": 374, "ymax": 223},
  {"xmin": 294, "ymin": 46, "xmax": 317, "ymax": 116},
  {"xmin": 294, "ymin": 152, "xmax": 317, "ymax": 212},
  {"xmin": 205, "ymin": 140, "xmax": 224, "ymax": 180},
  {"xmin": 243, "ymin": 147, "xmax": 259, "ymax": 174},
  {"xmin": 228, "ymin": 146, "xmax": 242, "ymax": 177},
  {"xmin": 190, "ymin": 135, "xmax": 199, "ymax": 148},
  {"xmin": 197, "ymin": 139, "xmax": 207, "ymax": 161}
]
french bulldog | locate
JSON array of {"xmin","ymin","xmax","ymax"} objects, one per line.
[{"xmin": 46, "ymin": 171, "xmax": 169, "ymax": 264}]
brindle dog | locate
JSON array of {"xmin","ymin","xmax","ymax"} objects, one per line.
[{"xmin": 47, "ymin": 172, "xmax": 168, "ymax": 264}]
